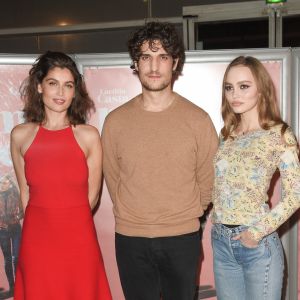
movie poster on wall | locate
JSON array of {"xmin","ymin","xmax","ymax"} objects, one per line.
[
  {"xmin": 0, "ymin": 64, "xmax": 31, "ymax": 300},
  {"xmin": 82, "ymin": 52, "xmax": 285, "ymax": 300},
  {"xmin": 84, "ymin": 65, "xmax": 141, "ymax": 300},
  {"xmin": 175, "ymin": 59, "xmax": 282, "ymax": 299},
  {"xmin": 294, "ymin": 48, "xmax": 300, "ymax": 300},
  {"xmin": 0, "ymin": 50, "xmax": 295, "ymax": 300}
]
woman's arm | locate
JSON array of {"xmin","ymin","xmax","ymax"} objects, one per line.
[
  {"xmin": 247, "ymin": 127, "xmax": 300, "ymax": 242},
  {"xmin": 74, "ymin": 125, "xmax": 102, "ymax": 209},
  {"xmin": 87, "ymin": 129, "xmax": 102, "ymax": 209},
  {"xmin": 10, "ymin": 126, "xmax": 30, "ymax": 211}
]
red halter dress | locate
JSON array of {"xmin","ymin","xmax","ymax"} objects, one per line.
[{"xmin": 14, "ymin": 126, "xmax": 112, "ymax": 300}]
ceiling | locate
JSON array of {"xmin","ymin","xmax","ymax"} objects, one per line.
[
  {"xmin": 0, "ymin": 0, "xmax": 252, "ymax": 29},
  {"xmin": 1, "ymin": 0, "xmax": 282, "ymax": 54}
]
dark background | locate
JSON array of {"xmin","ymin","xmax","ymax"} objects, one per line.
[{"xmin": 0, "ymin": 0, "xmax": 299, "ymax": 53}]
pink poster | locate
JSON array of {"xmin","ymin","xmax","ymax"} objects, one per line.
[
  {"xmin": 0, "ymin": 55, "xmax": 296, "ymax": 300},
  {"xmin": 176, "ymin": 61, "xmax": 282, "ymax": 299},
  {"xmin": 0, "ymin": 64, "xmax": 30, "ymax": 299},
  {"xmin": 299, "ymin": 212, "xmax": 300, "ymax": 300},
  {"xmin": 84, "ymin": 66, "xmax": 141, "ymax": 300},
  {"xmin": 84, "ymin": 59, "xmax": 284, "ymax": 300}
]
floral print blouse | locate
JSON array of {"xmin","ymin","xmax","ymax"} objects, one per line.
[{"xmin": 211, "ymin": 124, "xmax": 300, "ymax": 241}]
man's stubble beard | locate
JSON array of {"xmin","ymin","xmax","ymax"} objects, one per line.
[{"xmin": 138, "ymin": 73, "xmax": 172, "ymax": 92}]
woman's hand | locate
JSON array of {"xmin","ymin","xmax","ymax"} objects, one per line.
[{"xmin": 232, "ymin": 230, "xmax": 259, "ymax": 248}]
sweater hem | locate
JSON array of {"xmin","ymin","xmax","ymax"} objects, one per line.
[{"xmin": 115, "ymin": 219, "xmax": 200, "ymax": 238}]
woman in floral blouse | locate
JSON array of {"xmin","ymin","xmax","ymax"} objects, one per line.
[{"xmin": 211, "ymin": 56, "xmax": 300, "ymax": 300}]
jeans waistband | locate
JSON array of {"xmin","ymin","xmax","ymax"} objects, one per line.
[{"xmin": 212, "ymin": 223, "xmax": 248, "ymax": 237}]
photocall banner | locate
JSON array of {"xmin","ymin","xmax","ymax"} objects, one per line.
[
  {"xmin": 80, "ymin": 49, "xmax": 291, "ymax": 300},
  {"xmin": 0, "ymin": 49, "xmax": 298, "ymax": 300},
  {"xmin": 0, "ymin": 63, "xmax": 31, "ymax": 299}
]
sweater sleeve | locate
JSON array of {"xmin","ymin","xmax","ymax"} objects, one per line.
[
  {"xmin": 248, "ymin": 128, "xmax": 300, "ymax": 241},
  {"xmin": 101, "ymin": 116, "xmax": 120, "ymax": 204},
  {"xmin": 196, "ymin": 114, "xmax": 218, "ymax": 211}
]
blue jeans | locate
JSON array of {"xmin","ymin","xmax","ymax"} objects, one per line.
[{"xmin": 211, "ymin": 224, "xmax": 284, "ymax": 300}]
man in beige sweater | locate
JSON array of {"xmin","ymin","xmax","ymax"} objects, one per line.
[{"xmin": 102, "ymin": 21, "xmax": 218, "ymax": 300}]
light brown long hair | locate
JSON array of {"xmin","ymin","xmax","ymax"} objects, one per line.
[{"xmin": 221, "ymin": 56, "xmax": 287, "ymax": 140}]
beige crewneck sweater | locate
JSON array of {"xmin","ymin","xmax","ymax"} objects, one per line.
[{"xmin": 102, "ymin": 93, "xmax": 218, "ymax": 237}]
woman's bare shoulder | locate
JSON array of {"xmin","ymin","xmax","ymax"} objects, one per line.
[
  {"xmin": 73, "ymin": 124, "xmax": 100, "ymax": 141},
  {"xmin": 11, "ymin": 123, "xmax": 39, "ymax": 142}
]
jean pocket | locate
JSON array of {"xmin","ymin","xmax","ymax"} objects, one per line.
[
  {"xmin": 270, "ymin": 233, "xmax": 281, "ymax": 248},
  {"xmin": 233, "ymin": 238, "xmax": 271, "ymax": 265},
  {"xmin": 269, "ymin": 233, "xmax": 284, "ymax": 267},
  {"xmin": 211, "ymin": 225, "xmax": 222, "ymax": 240},
  {"xmin": 211, "ymin": 228, "xmax": 217, "ymax": 244}
]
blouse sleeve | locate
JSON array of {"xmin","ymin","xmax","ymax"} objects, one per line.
[{"xmin": 248, "ymin": 127, "xmax": 300, "ymax": 241}]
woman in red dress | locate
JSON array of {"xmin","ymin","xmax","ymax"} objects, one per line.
[{"xmin": 10, "ymin": 51, "xmax": 112, "ymax": 300}]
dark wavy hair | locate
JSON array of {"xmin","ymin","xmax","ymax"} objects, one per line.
[
  {"xmin": 21, "ymin": 51, "xmax": 95, "ymax": 125},
  {"xmin": 127, "ymin": 22, "xmax": 185, "ymax": 76}
]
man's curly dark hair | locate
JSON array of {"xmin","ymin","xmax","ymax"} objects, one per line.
[{"xmin": 127, "ymin": 22, "xmax": 185, "ymax": 76}]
